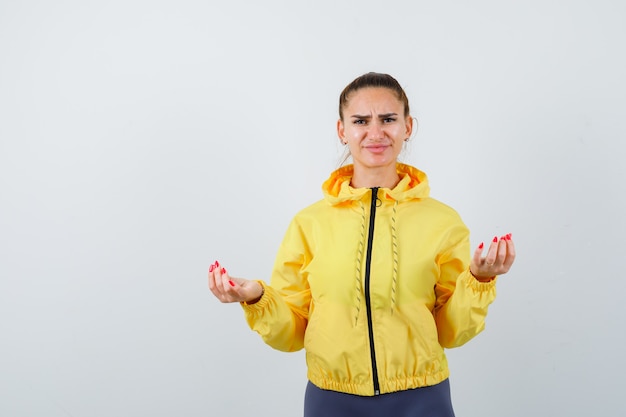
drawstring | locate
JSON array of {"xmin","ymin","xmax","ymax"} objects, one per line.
[
  {"xmin": 354, "ymin": 197, "xmax": 400, "ymax": 324},
  {"xmin": 354, "ymin": 201, "xmax": 366, "ymax": 326},
  {"xmin": 390, "ymin": 199, "xmax": 399, "ymax": 314}
]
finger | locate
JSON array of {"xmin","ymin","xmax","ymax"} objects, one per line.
[
  {"xmin": 502, "ymin": 236, "xmax": 516, "ymax": 270},
  {"xmin": 217, "ymin": 267, "xmax": 230, "ymax": 292},
  {"xmin": 208, "ymin": 263, "xmax": 219, "ymax": 294},
  {"xmin": 208, "ymin": 265, "xmax": 215, "ymax": 290},
  {"xmin": 484, "ymin": 236, "xmax": 499, "ymax": 266},
  {"xmin": 470, "ymin": 242, "xmax": 488, "ymax": 278},
  {"xmin": 496, "ymin": 235, "xmax": 508, "ymax": 265},
  {"xmin": 213, "ymin": 261, "xmax": 230, "ymax": 299},
  {"xmin": 472, "ymin": 242, "xmax": 485, "ymax": 267},
  {"xmin": 209, "ymin": 270, "xmax": 231, "ymax": 303},
  {"xmin": 215, "ymin": 267, "xmax": 235, "ymax": 302}
]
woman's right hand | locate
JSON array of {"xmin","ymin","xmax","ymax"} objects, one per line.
[{"xmin": 208, "ymin": 261, "xmax": 264, "ymax": 304}]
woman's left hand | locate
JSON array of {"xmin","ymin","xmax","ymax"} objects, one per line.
[{"xmin": 469, "ymin": 233, "xmax": 516, "ymax": 281}]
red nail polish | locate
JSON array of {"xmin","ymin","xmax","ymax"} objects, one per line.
[
  {"xmin": 215, "ymin": 261, "xmax": 220, "ymax": 267},
  {"xmin": 478, "ymin": 242, "xmax": 484, "ymax": 249},
  {"xmin": 209, "ymin": 264, "xmax": 214, "ymax": 273},
  {"xmin": 507, "ymin": 233, "xmax": 512, "ymax": 240},
  {"xmin": 493, "ymin": 236, "xmax": 498, "ymax": 242},
  {"xmin": 228, "ymin": 280, "xmax": 235, "ymax": 287},
  {"xmin": 221, "ymin": 268, "xmax": 226, "ymax": 274}
]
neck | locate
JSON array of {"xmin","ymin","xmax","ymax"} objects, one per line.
[{"xmin": 350, "ymin": 164, "xmax": 400, "ymax": 189}]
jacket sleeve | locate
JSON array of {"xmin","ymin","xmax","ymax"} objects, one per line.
[
  {"xmin": 433, "ymin": 225, "xmax": 497, "ymax": 349},
  {"xmin": 241, "ymin": 217, "xmax": 311, "ymax": 352}
]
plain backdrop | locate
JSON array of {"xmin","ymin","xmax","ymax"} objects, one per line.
[{"xmin": 1, "ymin": 0, "xmax": 625, "ymax": 416}]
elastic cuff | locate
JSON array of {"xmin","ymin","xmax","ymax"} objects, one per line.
[
  {"xmin": 466, "ymin": 270, "xmax": 497, "ymax": 291},
  {"xmin": 240, "ymin": 280, "xmax": 268, "ymax": 309}
]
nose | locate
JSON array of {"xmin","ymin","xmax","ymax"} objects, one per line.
[{"xmin": 368, "ymin": 120, "xmax": 384, "ymax": 139}]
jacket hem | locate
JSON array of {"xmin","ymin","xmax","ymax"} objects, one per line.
[{"xmin": 308, "ymin": 369, "xmax": 450, "ymax": 396}]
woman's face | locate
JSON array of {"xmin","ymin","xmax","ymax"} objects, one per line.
[{"xmin": 337, "ymin": 87, "xmax": 412, "ymax": 173}]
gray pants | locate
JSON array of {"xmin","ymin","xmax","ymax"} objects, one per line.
[{"xmin": 304, "ymin": 379, "xmax": 455, "ymax": 417}]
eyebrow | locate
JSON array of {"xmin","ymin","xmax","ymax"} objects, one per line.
[{"xmin": 350, "ymin": 112, "xmax": 399, "ymax": 119}]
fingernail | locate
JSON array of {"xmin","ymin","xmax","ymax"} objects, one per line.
[
  {"xmin": 500, "ymin": 236, "xmax": 506, "ymax": 241},
  {"xmin": 478, "ymin": 242, "xmax": 484, "ymax": 249},
  {"xmin": 228, "ymin": 280, "xmax": 235, "ymax": 287},
  {"xmin": 221, "ymin": 268, "xmax": 226, "ymax": 274},
  {"xmin": 215, "ymin": 260, "xmax": 220, "ymax": 267},
  {"xmin": 493, "ymin": 236, "xmax": 498, "ymax": 242},
  {"xmin": 209, "ymin": 264, "xmax": 214, "ymax": 272},
  {"xmin": 507, "ymin": 233, "xmax": 512, "ymax": 240}
]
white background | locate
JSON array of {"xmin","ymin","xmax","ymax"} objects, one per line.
[{"xmin": 1, "ymin": 0, "xmax": 625, "ymax": 416}]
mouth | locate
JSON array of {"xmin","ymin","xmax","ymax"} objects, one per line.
[{"xmin": 364, "ymin": 144, "xmax": 390, "ymax": 154}]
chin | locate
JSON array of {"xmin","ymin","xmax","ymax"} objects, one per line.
[{"xmin": 359, "ymin": 158, "xmax": 396, "ymax": 169}]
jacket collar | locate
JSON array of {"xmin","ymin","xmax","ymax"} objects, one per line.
[{"xmin": 322, "ymin": 163, "xmax": 430, "ymax": 206}]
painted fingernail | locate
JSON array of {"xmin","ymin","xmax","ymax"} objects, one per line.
[
  {"xmin": 493, "ymin": 236, "xmax": 498, "ymax": 243},
  {"xmin": 221, "ymin": 268, "xmax": 226, "ymax": 274},
  {"xmin": 228, "ymin": 280, "xmax": 235, "ymax": 287},
  {"xmin": 507, "ymin": 233, "xmax": 512, "ymax": 240},
  {"xmin": 478, "ymin": 242, "xmax": 484, "ymax": 249},
  {"xmin": 215, "ymin": 261, "xmax": 220, "ymax": 267},
  {"xmin": 209, "ymin": 264, "xmax": 214, "ymax": 273}
]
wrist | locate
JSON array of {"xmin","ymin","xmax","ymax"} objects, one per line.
[
  {"xmin": 470, "ymin": 269, "xmax": 495, "ymax": 282},
  {"xmin": 242, "ymin": 282, "xmax": 265, "ymax": 305}
]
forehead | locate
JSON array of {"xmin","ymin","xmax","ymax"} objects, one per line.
[{"xmin": 345, "ymin": 87, "xmax": 403, "ymax": 110}]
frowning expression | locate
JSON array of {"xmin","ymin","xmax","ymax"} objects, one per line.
[{"xmin": 337, "ymin": 87, "xmax": 413, "ymax": 172}]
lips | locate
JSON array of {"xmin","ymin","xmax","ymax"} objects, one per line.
[{"xmin": 364, "ymin": 144, "xmax": 390, "ymax": 154}]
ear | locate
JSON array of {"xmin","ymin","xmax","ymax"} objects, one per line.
[
  {"xmin": 337, "ymin": 119, "xmax": 346, "ymax": 144},
  {"xmin": 404, "ymin": 115, "xmax": 413, "ymax": 138}
]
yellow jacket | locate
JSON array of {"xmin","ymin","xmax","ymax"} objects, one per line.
[{"xmin": 242, "ymin": 163, "xmax": 497, "ymax": 396}]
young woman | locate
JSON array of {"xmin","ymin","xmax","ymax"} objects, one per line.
[{"xmin": 208, "ymin": 72, "xmax": 516, "ymax": 416}]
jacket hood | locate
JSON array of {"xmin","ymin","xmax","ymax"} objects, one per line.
[{"xmin": 322, "ymin": 163, "xmax": 430, "ymax": 205}]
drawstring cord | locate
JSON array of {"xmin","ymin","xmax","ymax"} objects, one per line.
[
  {"xmin": 390, "ymin": 199, "xmax": 399, "ymax": 314},
  {"xmin": 354, "ymin": 201, "xmax": 366, "ymax": 326},
  {"xmin": 354, "ymin": 197, "xmax": 400, "ymax": 324}
]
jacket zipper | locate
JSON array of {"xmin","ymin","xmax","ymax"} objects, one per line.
[{"xmin": 364, "ymin": 187, "xmax": 380, "ymax": 395}]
